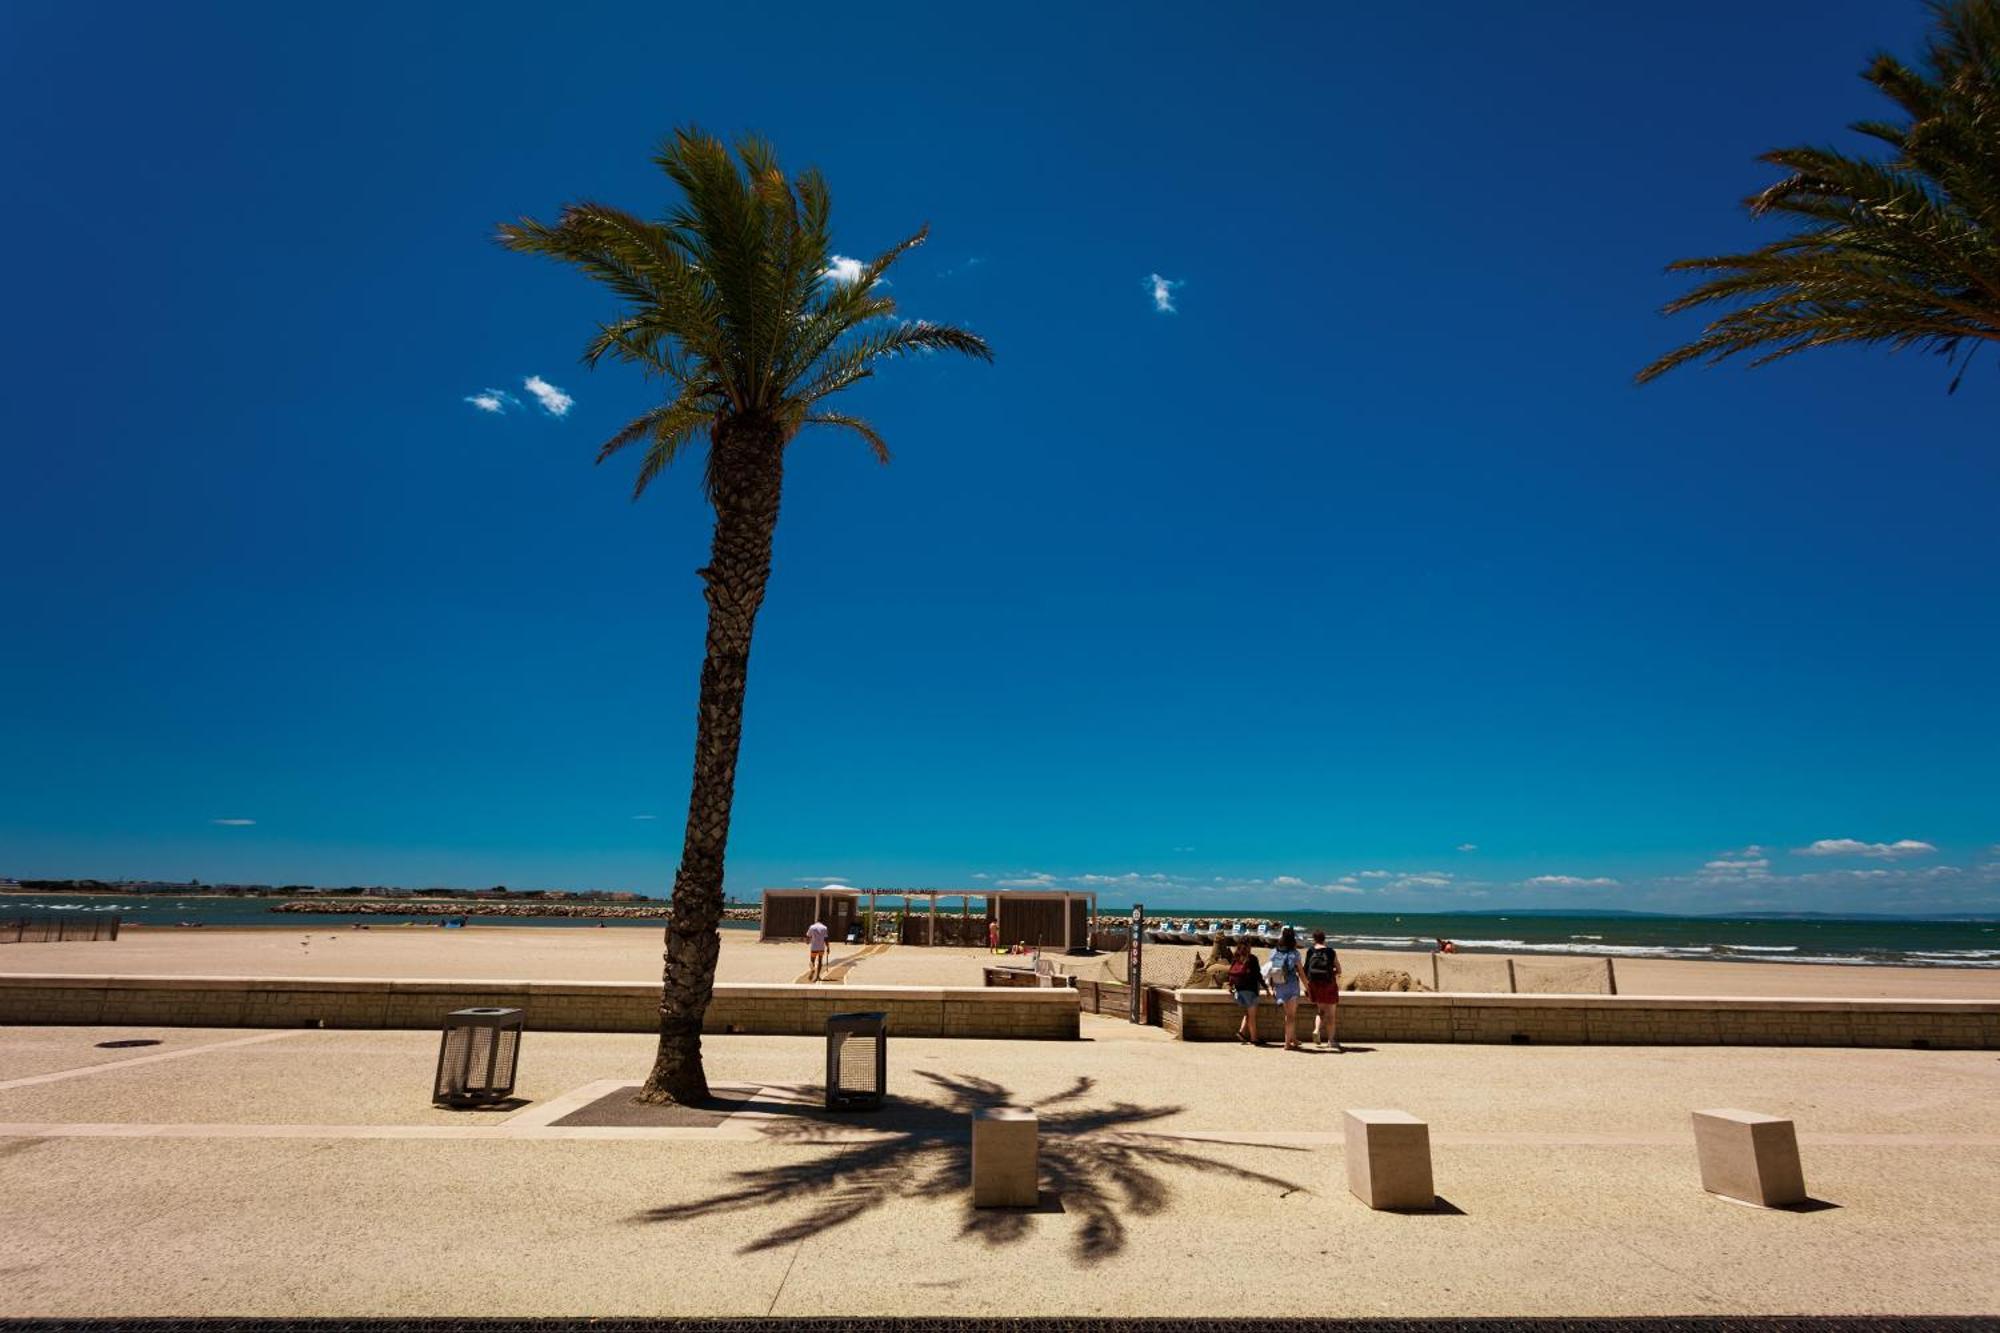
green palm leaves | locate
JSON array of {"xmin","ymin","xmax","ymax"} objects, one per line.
[
  {"xmin": 1640, "ymin": 0, "xmax": 2000, "ymax": 388},
  {"xmin": 499, "ymin": 128, "xmax": 992, "ymax": 495}
]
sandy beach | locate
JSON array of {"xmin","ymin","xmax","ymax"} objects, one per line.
[{"xmin": 7, "ymin": 925, "xmax": 1993, "ymax": 999}]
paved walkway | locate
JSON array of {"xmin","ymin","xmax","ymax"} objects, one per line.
[{"xmin": 2, "ymin": 1015, "xmax": 1996, "ymax": 1317}]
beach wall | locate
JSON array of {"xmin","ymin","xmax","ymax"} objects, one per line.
[
  {"xmin": 1157, "ymin": 988, "xmax": 2000, "ymax": 1048},
  {"xmin": 0, "ymin": 975, "xmax": 1080, "ymax": 1040}
]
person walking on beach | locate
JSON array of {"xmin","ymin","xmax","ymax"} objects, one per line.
[
  {"xmin": 1266, "ymin": 927, "xmax": 1306, "ymax": 1050},
  {"xmin": 1303, "ymin": 929, "xmax": 1343, "ymax": 1051},
  {"xmin": 987, "ymin": 917, "xmax": 1000, "ymax": 953},
  {"xmin": 1227, "ymin": 937, "xmax": 1265, "ymax": 1045},
  {"xmin": 806, "ymin": 917, "xmax": 830, "ymax": 982}
]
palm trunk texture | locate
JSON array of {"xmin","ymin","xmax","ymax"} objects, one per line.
[{"xmin": 638, "ymin": 420, "xmax": 784, "ymax": 1104}]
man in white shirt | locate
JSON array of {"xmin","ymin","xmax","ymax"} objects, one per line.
[{"xmin": 805, "ymin": 919, "xmax": 830, "ymax": 982}]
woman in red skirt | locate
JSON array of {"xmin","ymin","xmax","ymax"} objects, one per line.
[{"xmin": 1302, "ymin": 929, "xmax": 1343, "ymax": 1051}]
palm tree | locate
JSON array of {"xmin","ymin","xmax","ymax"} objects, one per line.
[
  {"xmin": 1639, "ymin": 0, "xmax": 2000, "ymax": 389},
  {"xmin": 500, "ymin": 129, "xmax": 991, "ymax": 1103}
]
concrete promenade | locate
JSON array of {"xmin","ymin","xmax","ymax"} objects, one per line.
[{"xmin": 3, "ymin": 1014, "xmax": 1997, "ymax": 1318}]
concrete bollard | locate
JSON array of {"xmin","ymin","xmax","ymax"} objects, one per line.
[
  {"xmin": 1344, "ymin": 1108, "xmax": 1435, "ymax": 1210},
  {"xmin": 1692, "ymin": 1108, "xmax": 1806, "ymax": 1207},
  {"xmin": 971, "ymin": 1106, "xmax": 1040, "ymax": 1207}
]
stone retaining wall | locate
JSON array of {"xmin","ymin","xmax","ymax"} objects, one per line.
[
  {"xmin": 1158, "ymin": 988, "xmax": 2000, "ymax": 1049},
  {"xmin": 0, "ymin": 975, "xmax": 1080, "ymax": 1040}
]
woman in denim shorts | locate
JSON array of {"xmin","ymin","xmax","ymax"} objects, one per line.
[
  {"xmin": 1266, "ymin": 927, "xmax": 1307, "ymax": 1049},
  {"xmin": 1226, "ymin": 937, "xmax": 1265, "ymax": 1044}
]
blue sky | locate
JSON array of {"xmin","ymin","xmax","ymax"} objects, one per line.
[{"xmin": 1, "ymin": 1, "xmax": 1995, "ymax": 915}]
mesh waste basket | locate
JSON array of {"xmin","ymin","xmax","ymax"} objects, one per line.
[
  {"xmin": 433, "ymin": 1006, "xmax": 523, "ymax": 1106},
  {"xmin": 824, "ymin": 1010, "xmax": 887, "ymax": 1111}
]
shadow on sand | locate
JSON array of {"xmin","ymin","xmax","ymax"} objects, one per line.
[{"xmin": 630, "ymin": 1070, "xmax": 1302, "ymax": 1263}]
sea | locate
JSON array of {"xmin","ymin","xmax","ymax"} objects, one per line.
[
  {"xmin": 1131, "ymin": 909, "xmax": 2000, "ymax": 969},
  {"xmin": 3, "ymin": 896, "xmax": 1997, "ymax": 967},
  {"xmin": 0, "ymin": 895, "xmax": 756, "ymax": 931}
]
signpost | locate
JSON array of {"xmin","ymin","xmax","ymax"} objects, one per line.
[{"xmin": 1127, "ymin": 903, "xmax": 1144, "ymax": 1024}]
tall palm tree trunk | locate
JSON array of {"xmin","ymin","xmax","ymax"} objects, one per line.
[{"xmin": 639, "ymin": 419, "xmax": 785, "ymax": 1105}]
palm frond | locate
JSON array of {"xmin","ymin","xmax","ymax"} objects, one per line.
[
  {"xmin": 1641, "ymin": 0, "xmax": 2000, "ymax": 388},
  {"xmin": 502, "ymin": 124, "xmax": 990, "ymax": 503},
  {"xmin": 802, "ymin": 411, "xmax": 891, "ymax": 464}
]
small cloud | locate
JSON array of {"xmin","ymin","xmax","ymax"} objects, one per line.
[
  {"xmin": 523, "ymin": 375, "xmax": 573, "ymax": 417},
  {"xmin": 1272, "ymin": 875, "xmax": 1307, "ymax": 887},
  {"xmin": 1456, "ymin": 843, "xmax": 1478, "ymax": 853},
  {"xmin": 465, "ymin": 389, "xmax": 518, "ymax": 414},
  {"xmin": 1321, "ymin": 883, "xmax": 1365, "ymax": 895},
  {"xmin": 1523, "ymin": 874, "xmax": 1618, "ymax": 888},
  {"xmin": 1172, "ymin": 845, "xmax": 1195, "ymax": 853},
  {"xmin": 210, "ymin": 818, "xmax": 256, "ymax": 827},
  {"xmin": 970, "ymin": 872, "xmax": 990, "ymax": 880},
  {"xmin": 1793, "ymin": 838, "xmax": 1936, "ymax": 860},
  {"xmin": 1145, "ymin": 273, "xmax": 1183, "ymax": 313},
  {"xmin": 824, "ymin": 255, "xmax": 866, "ymax": 285},
  {"xmin": 630, "ymin": 814, "xmax": 658, "ymax": 821}
]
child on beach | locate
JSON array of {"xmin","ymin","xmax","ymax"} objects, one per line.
[
  {"xmin": 1227, "ymin": 938, "xmax": 1265, "ymax": 1045},
  {"xmin": 1266, "ymin": 927, "xmax": 1305, "ymax": 1050},
  {"xmin": 1304, "ymin": 929, "xmax": 1343, "ymax": 1051},
  {"xmin": 806, "ymin": 918, "xmax": 829, "ymax": 981}
]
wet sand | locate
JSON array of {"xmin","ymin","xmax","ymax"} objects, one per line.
[{"xmin": 4, "ymin": 925, "xmax": 1994, "ymax": 998}]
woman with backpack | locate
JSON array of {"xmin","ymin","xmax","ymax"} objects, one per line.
[
  {"xmin": 1226, "ymin": 937, "xmax": 1265, "ymax": 1045},
  {"xmin": 1303, "ymin": 928, "xmax": 1344, "ymax": 1051},
  {"xmin": 1266, "ymin": 927, "xmax": 1306, "ymax": 1050}
]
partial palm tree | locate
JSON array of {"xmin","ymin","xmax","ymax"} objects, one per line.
[
  {"xmin": 500, "ymin": 129, "xmax": 991, "ymax": 1103},
  {"xmin": 1639, "ymin": 0, "xmax": 2000, "ymax": 389}
]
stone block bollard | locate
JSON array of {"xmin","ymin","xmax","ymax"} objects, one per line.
[
  {"xmin": 1692, "ymin": 1108, "xmax": 1806, "ymax": 1206},
  {"xmin": 971, "ymin": 1106, "xmax": 1040, "ymax": 1207},
  {"xmin": 1344, "ymin": 1108, "xmax": 1435, "ymax": 1210}
]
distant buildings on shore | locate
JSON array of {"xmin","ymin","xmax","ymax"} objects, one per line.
[{"xmin": 4, "ymin": 877, "xmax": 654, "ymax": 904}]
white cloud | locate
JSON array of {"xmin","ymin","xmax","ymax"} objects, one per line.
[
  {"xmin": 210, "ymin": 818, "xmax": 256, "ymax": 827},
  {"xmin": 630, "ymin": 814, "xmax": 657, "ymax": 821},
  {"xmin": 465, "ymin": 389, "xmax": 517, "ymax": 414},
  {"xmin": 1272, "ymin": 875, "xmax": 1307, "ymax": 887},
  {"xmin": 824, "ymin": 255, "xmax": 866, "ymax": 285},
  {"xmin": 1145, "ymin": 273, "xmax": 1183, "ymax": 313},
  {"xmin": 1523, "ymin": 874, "xmax": 1618, "ymax": 888},
  {"xmin": 523, "ymin": 375, "xmax": 573, "ymax": 417},
  {"xmin": 1321, "ymin": 882, "xmax": 1365, "ymax": 895},
  {"xmin": 1456, "ymin": 843, "xmax": 1478, "ymax": 852},
  {"xmin": 1356, "ymin": 870, "xmax": 1394, "ymax": 880},
  {"xmin": 1793, "ymin": 838, "xmax": 1937, "ymax": 860}
]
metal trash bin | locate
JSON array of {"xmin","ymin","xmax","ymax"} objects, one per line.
[
  {"xmin": 432, "ymin": 1006, "xmax": 523, "ymax": 1106},
  {"xmin": 824, "ymin": 1010, "xmax": 887, "ymax": 1111}
]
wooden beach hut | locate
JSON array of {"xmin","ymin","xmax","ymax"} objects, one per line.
[{"xmin": 756, "ymin": 887, "xmax": 1099, "ymax": 950}]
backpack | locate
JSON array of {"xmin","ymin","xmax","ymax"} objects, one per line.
[
  {"xmin": 1304, "ymin": 945, "xmax": 1336, "ymax": 983},
  {"xmin": 1226, "ymin": 956, "xmax": 1254, "ymax": 988}
]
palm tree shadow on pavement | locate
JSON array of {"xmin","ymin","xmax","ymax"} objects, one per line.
[{"xmin": 629, "ymin": 1070, "xmax": 1304, "ymax": 1263}]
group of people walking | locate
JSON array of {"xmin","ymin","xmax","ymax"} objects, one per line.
[{"xmin": 1223, "ymin": 926, "xmax": 1343, "ymax": 1051}]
